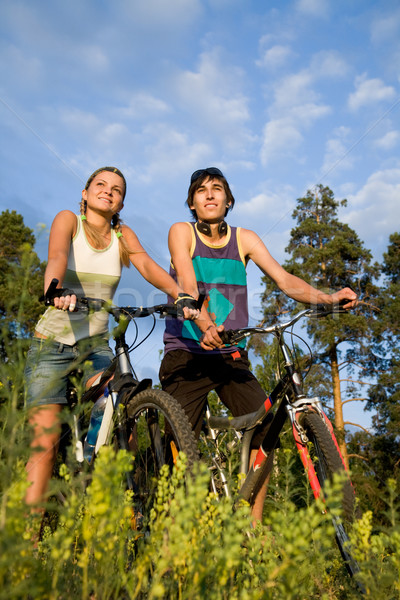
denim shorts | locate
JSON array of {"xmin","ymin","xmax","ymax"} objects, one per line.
[{"xmin": 24, "ymin": 336, "xmax": 114, "ymax": 407}]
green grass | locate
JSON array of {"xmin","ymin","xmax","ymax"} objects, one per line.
[{"xmin": 0, "ymin": 284, "xmax": 399, "ymax": 599}]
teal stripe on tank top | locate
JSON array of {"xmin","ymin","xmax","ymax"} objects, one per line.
[{"xmin": 192, "ymin": 256, "xmax": 246, "ymax": 285}]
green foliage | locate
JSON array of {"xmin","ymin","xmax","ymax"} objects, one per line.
[
  {"xmin": 3, "ymin": 434, "xmax": 400, "ymax": 599},
  {"xmin": 1, "ymin": 211, "xmax": 400, "ymax": 598},
  {"xmin": 0, "ymin": 210, "xmax": 46, "ymax": 358},
  {"xmin": 259, "ymin": 184, "xmax": 382, "ymax": 470},
  {"xmin": 0, "ymin": 327, "xmax": 399, "ymax": 599},
  {"xmin": 366, "ymin": 231, "xmax": 400, "ymax": 432},
  {"xmin": 347, "ymin": 232, "xmax": 400, "ymax": 518},
  {"xmin": 261, "ymin": 184, "xmax": 378, "ymax": 359}
]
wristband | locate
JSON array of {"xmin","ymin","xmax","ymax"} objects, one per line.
[
  {"xmin": 59, "ymin": 288, "xmax": 75, "ymax": 298},
  {"xmin": 174, "ymin": 293, "xmax": 198, "ymax": 318},
  {"xmin": 174, "ymin": 293, "xmax": 195, "ymax": 304}
]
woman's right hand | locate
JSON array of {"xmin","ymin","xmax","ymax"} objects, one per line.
[
  {"xmin": 53, "ymin": 290, "xmax": 77, "ymax": 312},
  {"xmin": 41, "ymin": 278, "xmax": 77, "ymax": 312}
]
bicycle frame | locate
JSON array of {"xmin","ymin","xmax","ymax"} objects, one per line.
[
  {"xmin": 71, "ymin": 310, "xmax": 151, "ymax": 466},
  {"xmin": 65, "ymin": 297, "xmax": 181, "ymax": 468},
  {"xmin": 204, "ymin": 308, "xmax": 349, "ymax": 506}
]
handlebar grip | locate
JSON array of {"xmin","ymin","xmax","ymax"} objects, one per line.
[
  {"xmin": 311, "ymin": 303, "xmax": 348, "ymax": 317},
  {"xmin": 219, "ymin": 329, "xmax": 235, "ymax": 345},
  {"xmin": 40, "ymin": 278, "xmax": 60, "ymax": 305},
  {"xmin": 156, "ymin": 305, "xmax": 178, "ymax": 317},
  {"xmin": 197, "ymin": 293, "xmax": 205, "ymax": 310}
]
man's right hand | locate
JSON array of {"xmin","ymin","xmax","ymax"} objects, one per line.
[{"xmin": 199, "ymin": 323, "xmax": 225, "ymax": 350}]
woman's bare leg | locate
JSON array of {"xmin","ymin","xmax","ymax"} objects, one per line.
[{"xmin": 25, "ymin": 404, "xmax": 62, "ymax": 509}]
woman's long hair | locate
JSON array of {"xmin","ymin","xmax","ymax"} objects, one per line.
[
  {"xmin": 79, "ymin": 200, "xmax": 131, "ymax": 267},
  {"xmin": 81, "ymin": 167, "xmax": 132, "ymax": 267}
]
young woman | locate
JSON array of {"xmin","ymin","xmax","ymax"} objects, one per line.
[{"xmin": 25, "ymin": 166, "xmax": 197, "ymax": 514}]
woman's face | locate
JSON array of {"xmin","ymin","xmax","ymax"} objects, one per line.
[{"xmin": 82, "ymin": 171, "xmax": 125, "ymax": 216}]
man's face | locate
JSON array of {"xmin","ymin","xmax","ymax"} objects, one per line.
[{"xmin": 190, "ymin": 177, "xmax": 229, "ymax": 223}]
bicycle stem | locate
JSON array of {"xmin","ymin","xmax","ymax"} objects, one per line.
[{"xmin": 277, "ymin": 334, "xmax": 305, "ymax": 399}]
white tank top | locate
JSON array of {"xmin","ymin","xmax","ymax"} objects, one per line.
[{"xmin": 36, "ymin": 215, "xmax": 122, "ymax": 345}]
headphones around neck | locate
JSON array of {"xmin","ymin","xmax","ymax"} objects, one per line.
[{"xmin": 197, "ymin": 220, "xmax": 228, "ymax": 237}]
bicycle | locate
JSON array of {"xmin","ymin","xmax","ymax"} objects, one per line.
[
  {"xmin": 42, "ymin": 279, "xmax": 200, "ymax": 527},
  {"xmin": 200, "ymin": 305, "xmax": 362, "ymax": 582}
]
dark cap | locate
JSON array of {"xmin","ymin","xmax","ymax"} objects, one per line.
[{"xmin": 190, "ymin": 167, "xmax": 224, "ymax": 185}]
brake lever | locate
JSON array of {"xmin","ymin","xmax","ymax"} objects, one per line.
[
  {"xmin": 39, "ymin": 278, "xmax": 59, "ymax": 305},
  {"xmin": 309, "ymin": 303, "xmax": 349, "ymax": 318},
  {"xmin": 219, "ymin": 329, "xmax": 246, "ymax": 345}
]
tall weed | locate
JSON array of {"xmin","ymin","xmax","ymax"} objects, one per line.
[{"xmin": 1, "ymin": 258, "xmax": 400, "ymax": 599}]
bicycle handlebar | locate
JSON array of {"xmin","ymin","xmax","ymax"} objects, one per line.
[
  {"xmin": 219, "ymin": 304, "xmax": 349, "ymax": 345},
  {"xmin": 42, "ymin": 278, "xmax": 204, "ymax": 320},
  {"xmin": 78, "ymin": 297, "xmax": 180, "ymax": 319}
]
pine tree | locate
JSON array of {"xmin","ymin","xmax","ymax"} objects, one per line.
[
  {"xmin": 260, "ymin": 185, "xmax": 379, "ymax": 466},
  {"xmin": 0, "ymin": 210, "xmax": 46, "ymax": 357},
  {"xmin": 346, "ymin": 232, "xmax": 400, "ymax": 515},
  {"xmin": 367, "ymin": 233, "xmax": 400, "ymax": 468}
]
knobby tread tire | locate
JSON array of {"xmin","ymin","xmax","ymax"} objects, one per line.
[
  {"xmin": 126, "ymin": 389, "xmax": 199, "ymax": 467},
  {"xmin": 125, "ymin": 389, "xmax": 199, "ymax": 522},
  {"xmin": 300, "ymin": 410, "xmax": 361, "ymax": 581},
  {"xmin": 301, "ymin": 411, "xmax": 355, "ymax": 519}
]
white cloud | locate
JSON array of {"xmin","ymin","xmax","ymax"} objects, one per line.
[
  {"xmin": 370, "ymin": 10, "xmax": 400, "ymax": 44},
  {"xmin": 119, "ymin": 93, "xmax": 170, "ymax": 119},
  {"xmin": 257, "ymin": 45, "xmax": 293, "ymax": 70},
  {"xmin": 235, "ymin": 185, "xmax": 295, "ymax": 237},
  {"xmin": 259, "ymin": 61, "xmax": 333, "ymax": 165},
  {"xmin": 134, "ymin": 123, "xmax": 211, "ymax": 184},
  {"xmin": 321, "ymin": 126, "xmax": 354, "ymax": 178},
  {"xmin": 121, "ymin": 0, "xmax": 202, "ymax": 28},
  {"xmin": 258, "ymin": 47, "xmax": 347, "ymax": 166},
  {"xmin": 375, "ymin": 130, "xmax": 400, "ymax": 151},
  {"xmin": 0, "ymin": 44, "xmax": 43, "ymax": 87},
  {"xmin": 272, "ymin": 71, "xmax": 316, "ymax": 110},
  {"xmin": 295, "ymin": 0, "xmax": 330, "ymax": 18},
  {"xmin": 261, "ymin": 101, "xmax": 331, "ymax": 165},
  {"xmin": 345, "ymin": 167, "xmax": 400, "ymax": 257},
  {"xmin": 173, "ymin": 49, "xmax": 254, "ymax": 153},
  {"xmin": 348, "ymin": 74, "xmax": 396, "ymax": 111},
  {"xmin": 290, "ymin": 102, "xmax": 331, "ymax": 124},
  {"xmin": 309, "ymin": 50, "xmax": 349, "ymax": 79},
  {"xmin": 236, "ymin": 191, "xmax": 280, "ymax": 217},
  {"xmin": 261, "ymin": 119, "xmax": 303, "ymax": 164}
]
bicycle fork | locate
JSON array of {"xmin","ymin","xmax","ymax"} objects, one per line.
[{"xmin": 287, "ymin": 397, "xmax": 348, "ymax": 501}]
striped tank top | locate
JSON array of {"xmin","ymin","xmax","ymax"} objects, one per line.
[
  {"xmin": 35, "ymin": 215, "xmax": 122, "ymax": 345},
  {"xmin": 163, "ymin": 222, "xmax": 248, "ymax": 354}
]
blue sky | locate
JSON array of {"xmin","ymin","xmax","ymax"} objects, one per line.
[{"xmin": 1, "ymin": 0, "xmax": 399, "ymax": 430}]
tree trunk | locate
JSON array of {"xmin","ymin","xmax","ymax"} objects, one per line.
[{"xmin": 329, "ymin": 344, "xmax": 349, "ymax": 469}]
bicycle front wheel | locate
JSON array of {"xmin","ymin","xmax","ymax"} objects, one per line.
[
  {"xmin": 299, "ymin": 411, "xmax": 360, "ymax": 578},
  {"xmin": 125, "ymin": 389, "xmax": 199, "ymax": 519}
]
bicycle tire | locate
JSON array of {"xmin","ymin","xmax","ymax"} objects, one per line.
[
  {"xmin": 300, "ymin": 411, "xmax": 361, "ymax": 579},
  {"xmin": 243, "ymin": 447, "xmax": 275, "ymax": 507},
  {"xmin": 125, "ymin": 389, "xmax": 199, "ymax": 519}
]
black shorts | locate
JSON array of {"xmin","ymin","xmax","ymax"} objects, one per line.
[{"xmin": 159, "ymin": 348, "xmax": 272, "ymax": 448}]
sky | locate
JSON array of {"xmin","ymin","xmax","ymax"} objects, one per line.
[{"xmin": 1, "ymin": 0, "xmax": 399, "ymax": 431}]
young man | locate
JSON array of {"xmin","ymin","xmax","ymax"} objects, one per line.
[{"xmin": 159, "ymin": 167, "xmax": 357, "ymax": 521}]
